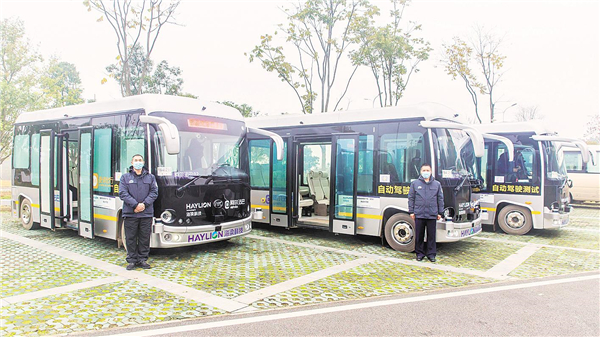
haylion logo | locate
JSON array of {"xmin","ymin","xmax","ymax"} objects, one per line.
[
  {"xmin": 224, "ymin": 200, "xmax": 230, "ymax": 209},
  {"xmin": 213, "ymin": 199, "xmax": 224, "ymax": 209}
]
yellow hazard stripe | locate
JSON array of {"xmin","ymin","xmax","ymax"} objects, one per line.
[
  {"xmin": 32, "ymin": 204, "xmax": 40, "ymax": 208},
  {"xmin": 251, "ymin": 204, "xmax": 267, "ymax": 209},
  {"xmin": 480, "ymin": 207, "xmax": 541, "ymax": 215},
  {"xmin": 339, "ymin": 212, "xmax": 383, "ymax": 220},
  {"xmin": 94, "ymin": 214, "xmax": 119, "ymax": 221}
]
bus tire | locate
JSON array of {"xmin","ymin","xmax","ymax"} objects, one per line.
[
  {"xmin": 497, "ymin": 205, "xmax": 533, "ymax": 235},
  {"xmin": 120, "ymin": 219, "xmax": 128, "ymax": 252},
  {"xmin": 384, "ymin": 213, "xmax": 416, "ymax": 252},
  {"xmin": 20, "ymin": 199, "xmax": 39, "ymax": 230}
]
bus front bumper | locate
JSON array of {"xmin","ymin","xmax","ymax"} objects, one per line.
[
  {"xmin": 543, "ymin": 207, "xmax": 571, "ymax": 229},
  {"xmin": 149, "ymin": 215, "xmax": 252, "ymax": 248},
  {"xmin": 436, "ymin": 217, "xmax": 483, "ymax": 243}
]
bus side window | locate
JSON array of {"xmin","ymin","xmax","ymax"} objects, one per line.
[
  {"xmin": 564, "ymin": 152, "xmax": 583, "ymax": 172},
  {"xmin": 119, "ymin": 126, "xmax": 146, "ymax": 174},
  {"xmin": 249, "ymin": 139, "xmax": 270, "ymax": 189},
  {"xmin": 358, "ymin": 135, "xmax": 374, "ymax": 193},
  {"xmin": 31, "ymin": 134, "xmax": 40, "ymax": 186},
  {"xmin": 94, "ymin": 128, "xmax": 113, "ymax": 193},
  {"xmin": 379, "ymin": 132, "xmax": 424, "ymax": 184},
  {"xmin": 13, "ymin": 134, "xmax": 30, "ymax": 169}
]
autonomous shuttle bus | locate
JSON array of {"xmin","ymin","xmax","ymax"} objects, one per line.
[
  {"xmin": 245, "ymin": 104, "xmax": 485, "ymax": 252},
  {"xmin": 11, "ymin": 94, "xmax": 282, "ymax": 248},
  {"xmin": 470, "ymin": 122, "xmax": 590, "ymax": 235}
]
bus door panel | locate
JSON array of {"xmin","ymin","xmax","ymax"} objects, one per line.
[
  {"xmin": 39, "ymin": 130, "xmax": 55, "ymax": 229},
  {"xmin": 77, "ymin": 127, "xmax": 95, "ymax": 239},
  {"xmin": 270, "ymin": 138, "xmax": 289, "ymax": 227},
  {"xmin": 330, "ymin": 134, "xmax": 359, "ymax": 235}
]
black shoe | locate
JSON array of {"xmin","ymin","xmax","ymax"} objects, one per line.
[
  {"xmin": 137, "ymin": 261, "xmax": 151, "ymax": 269},
  {"xmin": 427, "ymin": 256, "xmax": 436, "ymax": 262},
  {"xmin": 126, "ymin": 263, "xmax": 136, "ymax": 270},
  {"xmin": 416, "ymin": 256, "xmax": 424, "ymax": 261}
]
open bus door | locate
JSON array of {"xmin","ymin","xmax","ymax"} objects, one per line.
[
  {"xmin": 77, "ymin": 127, "xmax": 95, "ymax": 238},
  {"xmin": 270, "ymin": 138, "xmax": 291, "ymax": 227},
  {"xmin": 330, "ymin": 134, "xmax": 359, "ymax": 235},
  {"xmin": 39, "ymin": 130, "xmax": 56, "ymax": 229}
]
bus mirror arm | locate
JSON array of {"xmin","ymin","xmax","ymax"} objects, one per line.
[
  {"xmin": 419, "ymin": 121, "xmax": 485, "ymax": 158},
  {"xmin": 532, "ymin": 136, "xmax": 590, "ymax": 164},
  {"xmin": 140, "ymin": 115, "xmax": 180, "ymax": 155},
  {"xmin": 556, "ymin": 142, "xmax": 595, "ymax": 166},
  {"xmin": 482, "ymin": 133, "xmax": 514, "ymax": 161},
  {"xmin": 247, "ymin": 127, "xmax": 285, "ymax": 161}
]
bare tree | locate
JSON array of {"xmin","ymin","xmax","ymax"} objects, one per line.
[
  {"xmin": 248, "ymin": 0, "xmax": 377, "ymax": 113},
  {"xmin": 84, "ymin": 0, "xmax": 180, "ymax": 96},
  {"xmin": 514, "ymin": 105, "xmax": 543, "ymax": 122},
  {"xmin": 442, "ymin": 37, "xmax": 483, "ymax": 123},
  {"xmin": 472, "ymin": 25, "xmax": 506, "ymax": 122}
]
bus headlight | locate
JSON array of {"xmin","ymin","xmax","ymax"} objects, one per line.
[
  {"xmin": 443, "ymin": 207, "xmax": 455, "ymax": 220},
  {"xmin": 161, "ymin": 209, "xmax": 176, "ymax": 223}
]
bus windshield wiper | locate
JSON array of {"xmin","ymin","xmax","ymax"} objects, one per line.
[
  {"xmin": 176, "ymin": 175, "xmax": 210, "ymax": 193},
  {"xmin": 454, "ymin": 174, "xmax": 470, "ymax": 195}
]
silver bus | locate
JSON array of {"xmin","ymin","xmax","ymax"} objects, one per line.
[
  {"xmin": 10, "ymin": 94, "xmax": 282, "ymax": 248},
  {"xmin": 245, "ymin": 104, "xmax": 485, "ymax": 252},
  {"xmin": 469, "ymin": 122, "xmax": 590, "ymax": 235}
]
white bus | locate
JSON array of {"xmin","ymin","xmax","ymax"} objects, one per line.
[
  {"xmin": 245, "ymin": 104, "xmax": 485, "ymax": 252},
  {"xmin": 10, "ymin": 94, "xmax": 282, "ymax": 248},
  {"xmin": 562, "ymin": 144, "xmax": 599, "ymax": 203},
  {"xmin": 470, "ymin": 122, "xmax": 590, "ymax": 234}
]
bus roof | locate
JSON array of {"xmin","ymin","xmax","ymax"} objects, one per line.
[
  {"xmin": 245, "ymin": 103, "xmax": 460, "ymax": 128},
  {"xmin": 472, "ymin": 121, "xmax": 556, "ymax": 136},
  {"xmin": 15, "ymin": 94, "xmax": 243, "ymax": 124}
]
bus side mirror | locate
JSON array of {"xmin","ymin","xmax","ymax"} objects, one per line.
[{"xmin": 140, "ymin": 115, "xmax": 180, "ymax": 154}]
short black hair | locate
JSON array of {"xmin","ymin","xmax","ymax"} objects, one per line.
[
  {"xmin": 420, "ymin": 163, "xmax": 432, "ymax": 170},
  {"xmin": 131, "ymin": 154, "xmax": 144, "ymax": 160}
]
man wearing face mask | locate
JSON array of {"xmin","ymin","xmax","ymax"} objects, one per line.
[
  {"xmin": 408, "ymin": 163, "xmax": 444, "ymax": 262},
  {"xmin": 119, "ymin": 154, "xmax": 158, "ymax": 270}
]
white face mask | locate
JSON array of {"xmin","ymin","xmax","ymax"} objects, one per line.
[{"xmin": 421, "ymin": 171, "xmax": 431, "ymax": 179}]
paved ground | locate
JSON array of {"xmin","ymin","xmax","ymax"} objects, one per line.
[
  {"xmin": 0, "ymin": 206, "xmax": 599, "ymax": 336},
  {"xmin": 79, "ymin": 272, "xmax": 600, "ymax": 337}
]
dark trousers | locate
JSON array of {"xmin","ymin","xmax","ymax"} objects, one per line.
[
  {"xmin": 124, "ymin": 217, "xmax": 152, "ymax": 264},
  {"xmin": 415, "ymin": 218, "xmax": 437, "ymax": 258}
]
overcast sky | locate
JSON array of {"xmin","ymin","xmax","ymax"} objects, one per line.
[{"xmin": 1, "ymin": 0, "xmax": 598, "ymax": 138}]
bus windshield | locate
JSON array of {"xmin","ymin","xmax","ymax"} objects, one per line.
[
  {"xmin": 152, "ymin": 113, "xmax": 245, "ymax": 178},
  {"xmin": 433, "ymin": 128, "xmax": 471, "ymax": 179},
  {"xmin": 544, "ymin": 141, "xmax": 567, "ymax": 180}
]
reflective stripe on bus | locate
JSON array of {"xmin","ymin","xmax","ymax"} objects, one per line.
[{"xmin": 481, "ymin": 207, "xmax": 541, "ymax": 215}]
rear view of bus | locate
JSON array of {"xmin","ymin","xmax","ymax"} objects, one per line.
[
  {"xmin": 471, "ymin": 122, "xmax": 590, "ymax": 234},
  {"xmin": 10, "ymin": 95, "xmax": 271, "ymax": 248}
]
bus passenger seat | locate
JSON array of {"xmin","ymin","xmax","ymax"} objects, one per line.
[
  {"xmin": 318, "ymin": 171, "xmax": 330, "ymax": 199},
  {"xmin": 308, "ymin": 171, "xmax": 329, "ymax": 206}
]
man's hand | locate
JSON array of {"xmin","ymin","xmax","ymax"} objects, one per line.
[
  {"xmin": 437, "ymin": 214, "xmax": 442, "ymax": 220},
  {"xmin": 134, "ymin": 203, "xmax": 145, "ymax": 213},
  {"xmin": 410, "ymin": 214, "xmax": 415, "ymax": 220}
]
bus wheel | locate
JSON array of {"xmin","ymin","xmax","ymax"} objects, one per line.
[
  {"xmin": 120, "ymin": 220, "xmax": 128, "ymax": 251},
  {"xmin": 384, "ymin": 213, "xmax": 416, "ymax": 252},
  {"xmin": 497, "ymin": 205, "xmax": 532, "ymax": 235},
  {"xmin": 20, "ymin": 199, "xmax": 39, "ymax": 230}
]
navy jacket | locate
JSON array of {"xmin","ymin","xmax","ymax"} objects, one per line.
[
  {"xmin": 119, "ymin": 167, "xmax": 158, "ymax": 218},
  {"xmin": 408, "ymin": 176, "xmax": 444, "ymax": 220}
]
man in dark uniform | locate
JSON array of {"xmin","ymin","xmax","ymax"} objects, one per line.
[
  {"xmin": 119, "ymin": 154, "xmax": 158, "ymax": 270},
  {"xmin": 408, "ymin": 163, "xmax": 444, "ymax": 262}
]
